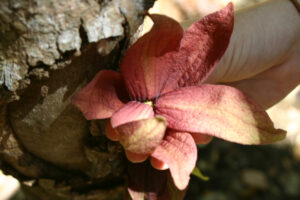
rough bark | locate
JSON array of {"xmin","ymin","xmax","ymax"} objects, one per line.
[{"xmin": 0, "ymin": 0, "xmax": 154, "ymax": 199}]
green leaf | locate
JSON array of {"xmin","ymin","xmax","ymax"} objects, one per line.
[{"xmin": 192, "ymin": 166, "xmax": 209, "ymax": 181}]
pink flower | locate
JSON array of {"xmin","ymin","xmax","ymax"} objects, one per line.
[{"xmin": 71, "ymin": 2, "xmax": 285, "ymax": 197}]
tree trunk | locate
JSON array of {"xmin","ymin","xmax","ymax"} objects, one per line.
[{"xmin": 0, "ymin": 0, "xmax": 154, "ymax": 199}]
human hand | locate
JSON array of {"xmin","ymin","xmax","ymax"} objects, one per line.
[{"xmin": 205, "ymin": 0, "xmax": 300, "ymax": 109}]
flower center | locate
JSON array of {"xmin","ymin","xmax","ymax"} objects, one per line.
[{"xmin": 144, "ymin": 100, "xmax": 153, "ymax": 108}]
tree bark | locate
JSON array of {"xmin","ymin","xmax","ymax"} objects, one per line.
[{"xmin": 0, "ymin": 0, "xmax": 154, "ymax": 199}]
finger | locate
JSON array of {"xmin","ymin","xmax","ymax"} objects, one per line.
[
  {"xmin": 205, "ymin": 0, "xmax": 300, "ymax": 83},
  {"xmin": 227, "ymin": 52, "xmax": 300, "ymax": 109}
]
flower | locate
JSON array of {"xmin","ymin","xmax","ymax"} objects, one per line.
[{"xmin": 71, "ymin": 2, "xmax": 286, "ymax": 198}]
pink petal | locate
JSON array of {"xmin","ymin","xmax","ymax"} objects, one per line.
[
  {"xmin": 151, "ymin": 131, "xmax": 197, "ymax": 190},
  {"xmin": 125, "ymin": 151, "xmax": 149, "ymax": 163},
  {"xmin": 151, "ymin": 157, "xmax": 169, "ymax": 170},
  {"xmin": 155, "ymin": 85, "xmax": 287, "ymax": 145},
  {"xmin": 111, "ymin": 101, "xmax": 154, "ymax": 128},
  {"xmin": 105, "ymin": 120, "xmax": 119, "ymax": 141},
  {"xmin": 190, "ymin": 133, "xmax": 213, "ymax": 144},
  {"xmin": 116, "ymin": 116, "xmax": 167, "ymax": 154},
  {"xmin": 163, "ymin": 174, "xmax": 187, "ymax": 200},
  {"xmin": 127, "ymin": 162, "xmax": 186, "ymax": 200},
  {"xmin": 71, "ymin": 70, "xmax": 126, "ymax": 120},
  {"xmin": 121, "ymin": 14, "xmax": 184, "ymax": 101},
  {"xmin": 162, "ymin": 3, "xmax": 234, "ymax": 93},
  {"xmin": 127, "ymin": 162, "xmax": 167, "ymax": 200}
]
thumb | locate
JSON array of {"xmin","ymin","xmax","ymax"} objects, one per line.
[
  {"xmin": 228, "ymin": 51, "xmax": 300, "ymax": 109},
  {"xmin": 205, "ymin": 0, "xmax": 300, "ymax": 84}
]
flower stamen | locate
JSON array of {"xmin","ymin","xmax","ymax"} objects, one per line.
[{"xmin": 144, "ymin": 101, "xmax": 154, "ymax": 108}]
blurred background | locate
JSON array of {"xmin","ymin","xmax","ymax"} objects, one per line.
[{"xmin": 2, "ymin": 0, "xmax": 300, "ymax": 199}]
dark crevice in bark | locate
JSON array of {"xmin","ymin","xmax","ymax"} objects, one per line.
[
  {"xmin": 142, "ymin": 0, "xmax": 156, "ymax": 11},
  {"xmin": 113, "ymin": 8, "xmax": 135, "ymax": 72},
  {"xmin": 79, "ymin": 22, "xmax": 90, "ymax": 52}
]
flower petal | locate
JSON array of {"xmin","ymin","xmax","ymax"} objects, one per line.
[
  {"xmin": 151, "ymin": 131, "xmax": 197, "ymax": 190},
  {"xmin": 151, "ymin": 157, "xmax": 169, "ymax": 170},
  {"xmin": 163, "ymin": 173, "xmax": 187, "ymax": 200},
  {"xmin": 190, "ymin": 133, "xmax": 213, "ymax": 144},
  {"xmin": 111, "ymin": 101, "xmax": 154, "ymax": 128},
  {"xmin": 127, "ymin": 162, "xmax": 187, "ymax": 200},
  {"xmin": 162, "ymin": 3, "xmax": 234, "ymax": 93},
  {"xmin": 116, "ymin": 116, "xmax": 167, "ymax": 154},
  {"xmin": 125, "ymin": 151, "xmax": 149, "ymax": 163},
  {"xmin": 121, "ymin": 14, "xmax": 184, "ymax": 101},
  {"xmin": 155, "ymin": 85, "xmax": 286, "ymax": 145},
  {"xmin": 127, "ymin": 161, "xmax": 167, "ymax": 200},
  {"xmin": 105, "ymin": 120, "xmax": 119, "ymax": 141},
  {"xmin": 71, "ymin": 70, "xmax": 126, "ymax": 120}
]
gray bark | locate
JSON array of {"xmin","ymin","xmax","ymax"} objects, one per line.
[{"xmin": 0, "ymin": 0, "xmax": 154, "ymax": 199}]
